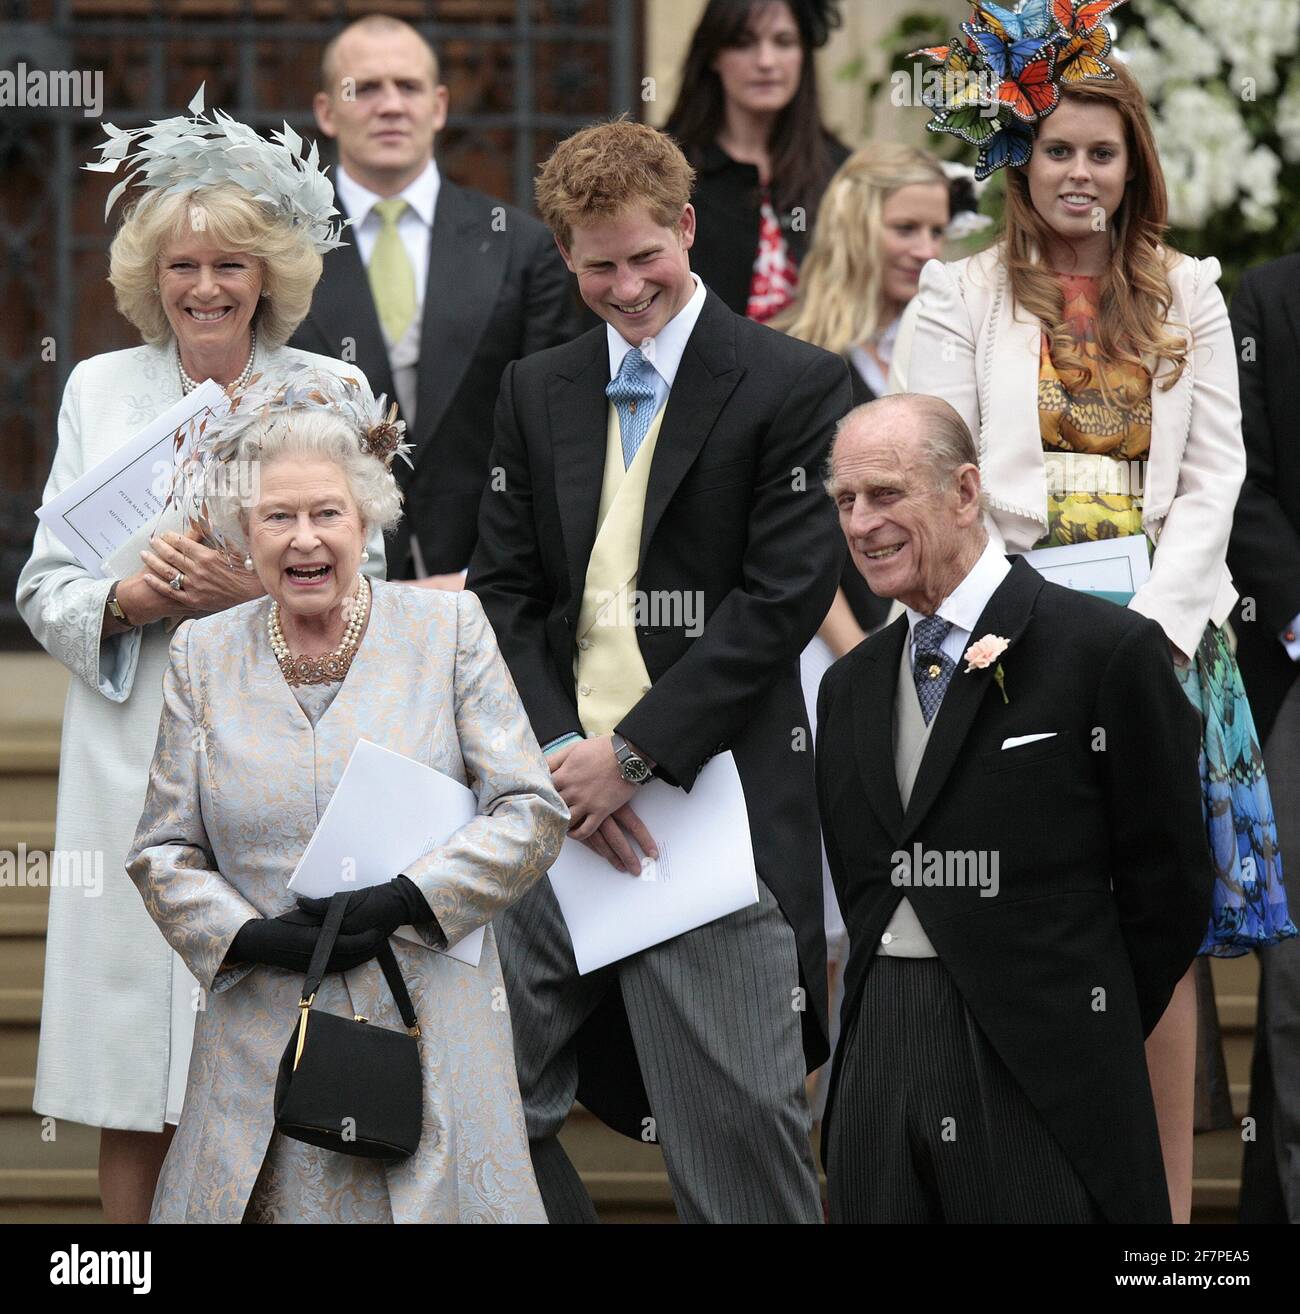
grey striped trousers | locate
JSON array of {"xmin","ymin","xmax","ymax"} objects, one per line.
[
  {"xmin": 827, "ymin": 957, "xmax": 1102, "ymax": 1223},
  {"xmin": 495, "ymin": 874, "xmax": 822, "ymax": 1223}
]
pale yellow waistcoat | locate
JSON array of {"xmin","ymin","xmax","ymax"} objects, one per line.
[{"xmin": 573, "ymin": 400, "xmax": 668, "ymax": 736}]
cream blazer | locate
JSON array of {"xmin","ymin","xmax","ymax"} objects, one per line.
[
  {"xmin": 894, "ymin": 244, "xmax": 1245, "ymax": 660},
  {"xmin": 17, "ymin": 340, "xmax": 385, "ymax": 1130}
]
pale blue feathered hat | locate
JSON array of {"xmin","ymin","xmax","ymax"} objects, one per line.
[{"xmin": 84, "ymin": 83, "xmax": 349, "ymax": 253}]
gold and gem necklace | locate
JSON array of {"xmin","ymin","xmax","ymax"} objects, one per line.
[{"xmin": 268, "ymin": 574, "xmax": 370, "ymax": 686}]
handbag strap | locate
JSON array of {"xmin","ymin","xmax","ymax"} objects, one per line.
[
  {"xmin": 300, "ymin": 890, "xmax": 351, "ymax": 1004},
  {"xmin": 300, "ymin": 890, "xmax": 420, "ymax": 1034},
  {"xmin": 376, "ymin": 941, "xmax": 419, "ymax": 1033}
]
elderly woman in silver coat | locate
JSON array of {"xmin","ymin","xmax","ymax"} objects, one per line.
[
  {"xmin": 17, "ymin": 95, "xmax": 381, "ymax": 1222},
  {"xmin": 127, "ymin": 376, "xmax": 567, "ymax": 1222}
]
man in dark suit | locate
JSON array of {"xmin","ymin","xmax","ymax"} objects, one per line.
[
  {"xmin": 816, "ymin": 394, "xmax": 1212, "ymax": 1223},
  {"xmin": 290, "ymin": 14, "xmax": 578, "ymax": 582},
  {"xmin": 1227, "ymin": 255, "xmax": 1300, "ymax": 1223},
  {"xmin": 467, "ymin": 118, "xmax": 850, "ymax": 1222}
]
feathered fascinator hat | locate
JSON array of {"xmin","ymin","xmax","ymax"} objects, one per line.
[
  {"xmin": 83, "ymin": 83, "xmax": 348, "ymax": 252},
  {"xmin": 170, "ymin": 365, "xmax": 412, "ymax": 554},
  {"xmin": 910, "ymin": 0, "xmax": 1129, "ymax": 181}
]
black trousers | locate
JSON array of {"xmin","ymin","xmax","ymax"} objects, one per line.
[{"xmin": 827, "ymin": 957, "xmax": 1102, "ymax": 1223}]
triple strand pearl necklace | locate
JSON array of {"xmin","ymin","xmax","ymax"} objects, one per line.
[
  {"xmin": 268, "ymin": 575, "xmax": 370, "ymax": 686},
  {"xmin": 178, "ymin": 327, "xmax": 257, "ymax": 395}
]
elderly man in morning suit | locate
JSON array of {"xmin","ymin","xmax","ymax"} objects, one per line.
[{"xmin": 816, "ymin": 394, "xmax": 1213, "ymax": 1223}]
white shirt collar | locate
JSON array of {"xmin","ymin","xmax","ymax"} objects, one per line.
[
  {"xmin": 606, "ymin": 273, "xmax": 706, "ymax": 389},
  {"xmin": 905, "ymin": 537, "xmax": 1011, "ymax": 644},
  {"xmin": 336, "ymin": 158, "xmax": 440, "ymax": 229}
]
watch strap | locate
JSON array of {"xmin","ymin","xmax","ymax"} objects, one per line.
[
  {"xmin": 107, "ymin": 581, "xmax": 132, "ymax": 626},
  {"xmin": 611, "ymin": 734, "xmax": 651, "ymax": 783}
]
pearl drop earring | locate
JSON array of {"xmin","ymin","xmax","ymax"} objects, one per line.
[
  {"xmin": 360, "ymin": 549, "xmax": 370, "ymax": 563},
  {"xmin": 243, "ymin": 555, "xmax": 253, "ymax": 569}
]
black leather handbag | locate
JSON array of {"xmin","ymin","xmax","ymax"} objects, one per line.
[{"xmin": 273, "ymin": 891, "xmax": 423, "ymax": 1161}]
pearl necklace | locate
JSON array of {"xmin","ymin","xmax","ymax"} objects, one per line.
[
  {"xmin": 178, "ymin": 327, "xmax": 257, "ymax": 395},
  {"xmin": 268, "ymin": 575, "xmax": 370, "ymax": 686}
]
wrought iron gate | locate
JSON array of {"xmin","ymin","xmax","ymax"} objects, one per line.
[{"xmin": 0, "ymin": 0, "xmax": 639, "ymax": 643}]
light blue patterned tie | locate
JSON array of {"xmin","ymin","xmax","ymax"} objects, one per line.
[
  {"xmin": 912, "ymin": 615, "xmax": 956, "ymax": 725},
  {"xmin": 606, "ymin": 348, "xmax": 657, "ymax": 468}
]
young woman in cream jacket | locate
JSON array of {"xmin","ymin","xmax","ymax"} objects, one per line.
[{"xmin": 894, "ymin": 59, "xmax": 1294, "ymax": 1222}]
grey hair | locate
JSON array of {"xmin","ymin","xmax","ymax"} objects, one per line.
[
  {"xmin": 824, "ymin": 393, "xmax": 980, "ymax": 493},
  {"xmin": 207, "ymin": 407, "xmax": 403, "ymax": 548}
]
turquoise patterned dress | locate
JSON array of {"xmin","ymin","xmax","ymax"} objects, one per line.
[{"xmin": 1037, "ymin": 273, "xmax": 1295, "ymax": 958}]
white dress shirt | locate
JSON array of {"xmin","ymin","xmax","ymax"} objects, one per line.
[
  {"xmin": 904, "ymin": 537, "xmax": 1012, "ymax": 671},
  {"xmin": 880, "ymin": 537, "xmax": 1011, "ymax": 959},
  {"xmin": 847, "ymin": 315, "xmax": 900, "ymax": 398},
  {"xmin": 336, "ymin": 159, "xmax": 440, "ymax": 439},
  {"xmin": 336, "ymin": 158, "xmax": 440, "ymax": 307},
  {"xmin": 606, "ymin": 273, "xmax": 707, "ymax": 416}
]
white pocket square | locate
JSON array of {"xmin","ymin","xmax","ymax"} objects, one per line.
[{"xmin": 1001, "ymin": 733, "xmax": 1058, "ymax": 750}]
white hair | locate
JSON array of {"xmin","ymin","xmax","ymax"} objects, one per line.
[{"xmin": 207, "ymin": 407, "xmax": 403, "ymax": 548}]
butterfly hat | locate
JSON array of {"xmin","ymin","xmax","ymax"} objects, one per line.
[{"xmin": 911, "ymin": 0, "xmax": 1128, "ymax": 181}]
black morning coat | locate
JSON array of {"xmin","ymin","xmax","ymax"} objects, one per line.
[
  {"xmin": 467, "ymin": 288, "xmax": 853, "ymax": 1134},
  {"xmin": 1227, "ymin": 253, "xmax": 1300, "ymax": 747},
  {"xmin": 289, "ymin": 176, "xmax": 579, "ymax": 578},
  {"xmin": 815, "ymin": 559, "xmax": 1214, "ymax": 1223}
]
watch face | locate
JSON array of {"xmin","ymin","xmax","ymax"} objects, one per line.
[{"xmin": 622, "ymin": 756, "xmax": 652, "ymax": 784}]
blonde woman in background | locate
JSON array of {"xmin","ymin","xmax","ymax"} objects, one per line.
[{"xmin": 774, "ymin": 142, "xmax": 951, "ymax": 1117}]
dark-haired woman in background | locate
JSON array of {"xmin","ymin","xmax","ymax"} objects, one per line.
[{"xmin": 665, "ymin": 0, "xmax": 845, "ymax": 322}]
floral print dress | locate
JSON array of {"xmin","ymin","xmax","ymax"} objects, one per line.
[{"xmin": 1036, "ymin": 272, "xmax": 1294, "ymax": 958}]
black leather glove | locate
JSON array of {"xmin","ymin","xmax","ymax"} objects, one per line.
[
  {"xmin": 296, "ymin": 875, "xmax": 435, "ymax": 938},
  {"xmin": 225, "ymin": 907, "xmax": 387, "ymax": 973}
]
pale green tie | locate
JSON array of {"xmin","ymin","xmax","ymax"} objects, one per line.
[{"xmin": 368, "ymin": 198, "xmax": 416, "ymax": 344}]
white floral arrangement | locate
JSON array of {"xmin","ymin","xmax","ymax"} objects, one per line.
[{"xmin": 1117, "ymin": 0, "xmax": 1300, "ymax": 232}]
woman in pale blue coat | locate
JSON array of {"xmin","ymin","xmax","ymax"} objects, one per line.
[
  {"xmin": 127, "ymin": 384, "xmax": 567, "ymax": 1222},
  {"xmin": 17, "ymin": 99, "xmax": 383, "ymax": 1220}
]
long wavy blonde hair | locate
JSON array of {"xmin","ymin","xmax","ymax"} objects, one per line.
[
  {"xmin": 1004, "ymin": 60, "xmax": 1189, "ymax": 392},
  {"xmin": 777, "ymin": 142, "xmax": 949, "ymax": 354}
]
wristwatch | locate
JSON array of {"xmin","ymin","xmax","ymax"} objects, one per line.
[
  {"xmin": 611, "ymin": 733, "xmax": 652, "ymax": 785},
  {"xmin": 106, "ymin": 581, "xmax": 132, "ymax": 627}
]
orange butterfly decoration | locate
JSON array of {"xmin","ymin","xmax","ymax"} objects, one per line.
[{"xmin": 1052, "ymin": 0, "xmax": 1123, "ymax": 81}]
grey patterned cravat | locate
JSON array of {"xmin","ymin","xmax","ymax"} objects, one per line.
[{"xmin": 912, "ymin": 615, "xmax": 956, "ymax": 725}]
